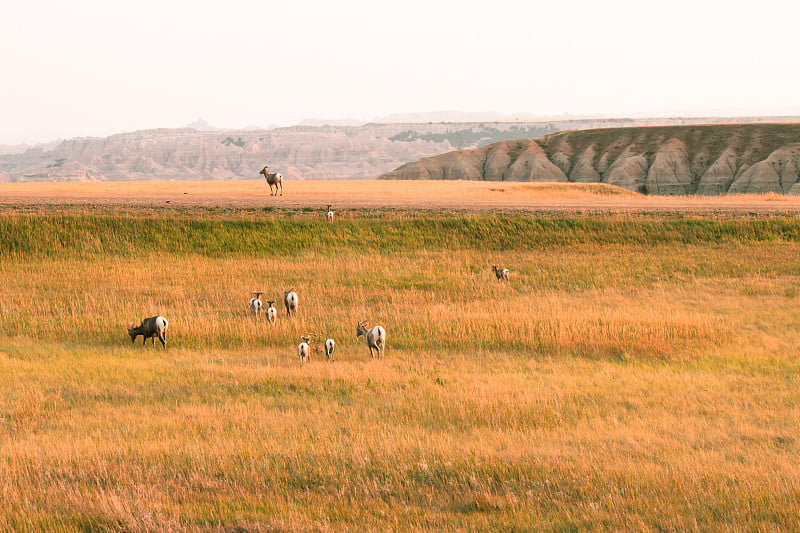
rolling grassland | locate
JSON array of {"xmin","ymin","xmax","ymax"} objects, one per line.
[{"xmin": 0, "ymin": 194, "xmax": 799, "ymax": 530}]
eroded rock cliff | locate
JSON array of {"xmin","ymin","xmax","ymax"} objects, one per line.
[{"xmin": 379, "ymin": 124, "xmax": 800, "ymax": 195}]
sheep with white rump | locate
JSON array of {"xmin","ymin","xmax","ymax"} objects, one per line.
[
  {"xmin": 128, "ymin": 315, "xmax": 169, "ymax": 349},
  {"xmin": 249, "ymin": 291, "xmax": 263, "ymax": 316},
  {"xmin": 492, "ymin": 264, "xmax": 510, "ymax": 281},
  {"xmin": 298, "ymin": 335, "xmax": 312, "ymax": 366},
  {"xmin": 324, "ymin": 338, "xmax": 336, "ymax": 361},
  {"xmin": 266, "ymin": 300, "xmax": 277, "ymax": 323},
  {"xmin": 356, "ymin": 320, "xmax": 386, "ymax": 359},
  {"xmin": 284, "ymin": 289, "xmax": 298, "ymax": 317}
]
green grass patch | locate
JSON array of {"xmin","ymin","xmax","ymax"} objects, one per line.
[{"xmin": 4, "ymin": 212, "xmax": 800, "ymax": 258}]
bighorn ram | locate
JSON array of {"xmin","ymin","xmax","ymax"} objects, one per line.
[
  {"xmin": 266, "ymin": 300, "xmax": 277, "ymax": 323},
  {"xmin": 259, "ymin": 165, "xmax": 283, "ymax": 196},
  {"xmin": 128, "ymin": 315, "xmax": 169, "ymax": 349},
  {"xmin": 356, "ymin": 320, "xmax": 385, "ymax": 359},
  {"xmin": 326, "ymin": 205, "xmax": 334, "ymax": 222},
  {"xmin": 492, "ymin": 264, "xmax": 510, "ymax": 281},
  {"xmin": 298, "ymin": 335, "xmax": 312, "ymax": 366},
  {"xmin": 249, "ymin": 292, "xmax": 263, "ymax": 316},
  {"xmin": 284, "ymin": 289, "xmax": 298, "ymax": 317},
  {"xmin": 324, "ymin": 338, "xmax": 336, "ymax": 361}
]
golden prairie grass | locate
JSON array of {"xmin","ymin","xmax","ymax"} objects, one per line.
[{"xmin": 1, "ymin": 206, "xmax": 799, "ymax": 530}]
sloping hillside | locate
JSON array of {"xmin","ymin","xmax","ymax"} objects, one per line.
[
  {"xmin": 0, "ymin": 123, "xmax": 554, "ymax": 182},
  {"xmin": 379, "ymin": 124, "xmax": 800, "ymax": 195},
  {"xmin": 5, "ymin": 118, "xmax": 800, "ymax": 183}
]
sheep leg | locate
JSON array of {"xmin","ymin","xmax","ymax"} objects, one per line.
[{"xmin": 159, "ymin": 334, "xmax": 166, "ymax": 349}]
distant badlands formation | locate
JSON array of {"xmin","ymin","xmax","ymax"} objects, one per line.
[
  {"xmin": 381, "ymin": 124, "xmax": 800, "ymax": 195},
  {"xmin": 2, "ymin": 117, "xmax": 800, "ymax": 195}
]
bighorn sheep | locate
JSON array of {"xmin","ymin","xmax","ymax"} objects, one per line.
[
  {"xmin": 284, "ymin": 289, "xmax": 298, "ymax": 317},
  {"xmin": 356, "ymin": 320, "xmax": 385, "ymax": 359},
  {"xmin": 128, "ymin": 315, "xmax": 168, "ymax": 349},
  {"xmin": 249, "ymin": 291, "xmax": 263, "ymax": 316},
  {"xmin": 324, "ymin": 338, "xmax": 336, "ymax": 361},
  {"xmin": 266, "ymin": 300, "xmax": 277, "ymax": 323},
  {"xmin": 325, "ymin": 205, "xmax": 334, "ymax": 222},
  {"xmin": 298, "ymin": 335, "xmax": 311, "ymax": 366},
  {"xmin": 259, "ymin": 165, "xmax": 283, "ymax": 196},
  {"xmin": 492, "ymin": 264, "xmax": 510, "ymax": 281}
]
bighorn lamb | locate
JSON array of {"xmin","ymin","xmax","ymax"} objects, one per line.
[
  {"xmin": 356, "ymin": 320, "xmax": 385, "ymax": 359},
  {"xmin": 298, "ymin": 335, "xmax": 311, "ymax": 366},
  {"xmin": 325, "ymin": 338, "xmax": 336, "ymax": 361},
  {"xmin": 128, "ymin": 315, "xmax": 169, "ymax": 349},
  {"xmin": 249, "ymin": 292, "xmax": 263, "ymax": 316},
  {"xmin": 266, "ymin": 300, "xmax": 277, "ymax": 323}
]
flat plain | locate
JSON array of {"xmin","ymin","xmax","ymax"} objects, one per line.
[{"xmin": 1, "ymin": 180, "xmax": 799, "ymax": 531}]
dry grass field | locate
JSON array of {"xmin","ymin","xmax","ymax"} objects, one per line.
[
  {"xmin": 3, "ymin": 179, "xmax": 800, "ymax": 215},
  {"xmin": 1, "ymin": 180, "xmax": 799, "ymax": 531}
]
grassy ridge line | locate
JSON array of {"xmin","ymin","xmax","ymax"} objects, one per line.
[{"xmin": 4, "ymin": 213, "xmax": 800, "ymax": 257}]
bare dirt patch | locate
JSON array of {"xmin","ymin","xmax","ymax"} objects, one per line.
[{"xmin": 2, "ymin": 180, "xmax": 800, "ymax": 216}]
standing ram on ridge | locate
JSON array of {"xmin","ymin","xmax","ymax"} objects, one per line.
[{"xmin": 259, "ymin": 165, "xmax": 283, "ymax": 196}]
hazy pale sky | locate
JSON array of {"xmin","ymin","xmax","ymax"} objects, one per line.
[{"xmin": 2, "ymin": 0, "xmax": 799, "ymax": 144}]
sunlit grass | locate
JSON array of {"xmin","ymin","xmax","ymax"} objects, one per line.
[{"xmin": 1, "ymin": 209, "xmax": 799, "ymax": 530}]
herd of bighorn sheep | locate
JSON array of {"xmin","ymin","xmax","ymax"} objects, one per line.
[
  {"xmin": 128, "ymin": 165, "xmax": 510, "ymax": 364},
  {"xmin": 244, "ymin": 286, "xmax": 387, "ymax": 366},
  {"xmin": 127, "ymin": 260, "xmax": 508, "ymax": 362}
]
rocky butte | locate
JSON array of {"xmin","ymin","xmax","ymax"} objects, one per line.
[
  {"xmin": 379, "ymin": 124, "xmax": 800, "ymax": 195},
  {"xmin": 3, "ymin": 117, "xmax": 799, "ymax": 185}
]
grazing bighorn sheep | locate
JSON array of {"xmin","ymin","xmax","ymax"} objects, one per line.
[
  {"xmin": 324, "ymin": 338, "xmax": 336, "ymax": 361},
  {"xmin": 266, "ymin": 300, "xmax": 277, "ymax": 323},
  {"xmin": 492, "ymin": 264, "xmax": 510, "ymax": 281},
  {"xmin": 356, "ymin": 320, "xmax": 385, "ymax": 359},
  {"xmin": 128, "ymin": 315, "xmax": 169, "ymax": 349},
  {"xmin": 259, "ymin": 165, "xmax": 283, "ymax": 196},
  {"xmin": 249, "ymin": 291, "xmax": 263, "ymax": 316},
  {"xmin": 298, "ymin": 335, "xmax": 312, "ymax": 366},
  {"xmin": 284, "ymin": 289, "xmax": 298, "ymax": 317},
  {"xmin": 325, "ymin": 205, "xmax": 334, "ymax": 222}
]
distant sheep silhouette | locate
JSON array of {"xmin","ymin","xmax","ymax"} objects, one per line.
[
  {"xmin": 492, "ymin": 264, "xmax": 510, "ymax": 281},
  {"xmin": 259, "ymin": 165, "xmax": 283, "ymax": 196}
]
